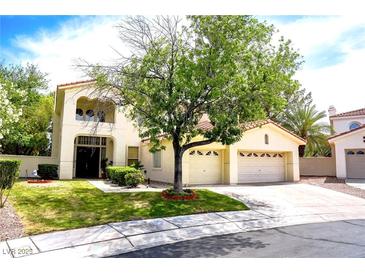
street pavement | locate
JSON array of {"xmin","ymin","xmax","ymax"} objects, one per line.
[{"xmin": 116, "ymin": 219, "xmax": 365, "ymax": 258}]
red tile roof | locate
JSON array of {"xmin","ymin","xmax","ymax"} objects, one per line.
[
  {"xmin": 142, "ymin": 119, "xmax": 305, "ymax": 143},
  {"xmin": 330, "ymin": 107, "xmax": 365, "ymax": 118},
  {"xmin": 57, "ymin": 79, "xmax": 96, "ymax": 89},
  {"xmin": 328, "ymin": 124, "xmax": 365, "ymax": 141}
]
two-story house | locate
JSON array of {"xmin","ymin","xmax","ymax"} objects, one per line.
[
  {"xmin": 4, "ymin": 80, "xmax": 306, "ymax": 185},
  {"xmin": 328, "ymin": 105, "xmax": 365, "ymax": 179}
]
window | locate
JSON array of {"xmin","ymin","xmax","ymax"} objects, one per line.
[
  {"xmin": 347, "ymin": 151, "xmax": 355, "ymax": 155},
  {"xmin": 86, "ymin": 109, "xmax": 94, "ymax": 121},
  {"xmin": 152, "ymin": 151, "xmax": 161, "ymax": 168},
  {"xmin": 128, "ymin": 146, "xmax": 139, "ymax": 166},
  {"xmin": 265, "ymin": 134, "xmax": 269, "ymax": 144},
  {"xmin": 189, "ymin": 150, "xmax": 196, "ymax": 155},
  {"xmin": 96, "ymin": 111, "xmax": 106, "ymax": 122},
  {"xmin": 76, "ymin": 108, "xmax": 84, "ymax": 121},
  {"xmin": 357, "ymin": 150, "xmax": 365, "ymax": 155},
  {"xmin": 349, "ymin": 122, "xmax": 361, "ymax": 130}
]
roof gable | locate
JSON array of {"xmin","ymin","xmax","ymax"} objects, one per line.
[{"xmin": 328, "ymin": 124, "xmax": 365, "ymax": 142}]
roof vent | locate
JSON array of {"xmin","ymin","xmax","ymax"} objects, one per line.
[{"xmin": 328, "ymin": 105, "xmax": 337, "ymax": 116}]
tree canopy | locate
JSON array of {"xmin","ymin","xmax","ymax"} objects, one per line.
[
  {"xmin": 0, "ymin": 64, "xmax": 53, "ymax": 156},
  {"xmin": 84, "ymin": 16, "xmax": 303, "ymax": 192}
]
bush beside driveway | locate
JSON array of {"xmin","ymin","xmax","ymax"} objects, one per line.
[{"xmin": 8, "ymin": 180, "xmax": 248, "ymax": 236}]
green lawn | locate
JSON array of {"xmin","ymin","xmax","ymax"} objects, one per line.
[{"xmin": 9, "ymin": 180, "xmax": 248, "ymax": 235}]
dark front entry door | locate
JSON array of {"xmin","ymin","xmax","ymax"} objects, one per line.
[{"xmin": 76, "ymin": 147, "xmax": 100, "ymax": 178}]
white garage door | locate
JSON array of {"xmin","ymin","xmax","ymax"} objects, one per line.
[
  {"xmin": 238, "ymin": 152, "xmax": 285, "ymax": 183},
  {"xmin": 346, "ymin": 149, "xmax": 365, "ymax": 179},
  {"xmin": 189, "ymin": 150, "xmax": 222, "ymax": 184}
]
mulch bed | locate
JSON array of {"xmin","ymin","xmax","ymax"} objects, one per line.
[
  {"xmin": 0, "ymin": 202, "xmax": 24, "ymax": 241},
  {"xmin": 28, "ymin": 179, "xmax": 52, "ymax": 184},
  {"xmin": 300, "ymin": 176, "xmax": 365, "ymax": 199},
  {"xmin": 161, "ymin": 189, "xmax": 198, "ymax": 200}
]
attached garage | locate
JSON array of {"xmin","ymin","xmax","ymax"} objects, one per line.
[
  {"xmin": 189, "ymin": 149, "xmax": 222, "ymax": 184},
  {"xmin": 237, "ymin": 151, "xmax": 285, "ymax": 183},
  {"xmin": 345, "ymin": 149, "xmax": 365, "ymax": 179}
]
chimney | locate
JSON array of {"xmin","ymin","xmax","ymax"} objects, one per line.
[{"xmin": 328, "ymin": 105, "xmax": 337, "ymax": 117}]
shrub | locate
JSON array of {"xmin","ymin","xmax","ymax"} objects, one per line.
[
  {"xmin": 37, "ymin": 164, "xmax": 58, "ymax": 179},
  {"xmin": 0, "ymin": 159, "xmax": 21, "ymax": 208},
  {"xmin": 106, "ymin": 166, "xmax": 138, "ymax": 186},
  {"xmin": 124, "ymin": 171, "xmax": 145, "ymax": 188}
]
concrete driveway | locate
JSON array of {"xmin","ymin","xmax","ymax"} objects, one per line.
[{"xmin": 206, "ymin": 183, "xmax": 365, "ymax": 221}]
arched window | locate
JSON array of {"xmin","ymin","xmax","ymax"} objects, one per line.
[
  {"xmin": 265, "ymin": 134, "xmax": 269, "ymax": 145},
  {"xmin": 357, "ymin": 150, "xmax": 365, "ymax": 155},
  {"xmin": 349, "ymin": 122, "xmax": 361, "ymax": 130},
  {"xmin": 85, "ymin": 110, "xmax": 94, "ymax": 121},
  {"xmin": 96, "ymin": 111, "xmax": 105, "ymax": 122},
  {"xmin": 75, "ymin": 108, "xmax": 84, "ymax": 121}
]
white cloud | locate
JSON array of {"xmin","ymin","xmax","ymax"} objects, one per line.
[
  {"xmin": 267, "ymin": 16, "xmax": 365, "ymax": 115},
  {"xmin": 7, "ymin": 15, "xmax": 365, "ymax": 117},
  {"xmin": 10, "ymin": 16, "xmax": 126, "ymax": 90}
]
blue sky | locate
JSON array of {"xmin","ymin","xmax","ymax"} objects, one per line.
[{"xmin": 1, "ymin": 15, "xmax": 365, "ymax": 116}]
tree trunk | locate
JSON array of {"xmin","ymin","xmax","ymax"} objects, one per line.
[
  {"xmin": 172, "ymin": 138, "xmax": 184, "ymax": 193},
  {"xmin": 298, "ymin": 145, "xmax": 306, "ymax": 157}
]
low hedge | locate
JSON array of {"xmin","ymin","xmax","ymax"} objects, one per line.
[
  {"xmin": 106, "ymin": 166, "xmax": 139, "ymax": 186},
  {"xmin": 125, "ymin": 171, "xmax": 145, "ymax": 188},
  {"xmin": 0, "ymin": 159, "xmax": 21, "ymax": 207},
  {"xmin": 38, "ymin": 164, "xmax": 59, "ymax": 180},
  {"xmin": 0, "ymin": 159, "xmax": 21, "ymax": 189}
]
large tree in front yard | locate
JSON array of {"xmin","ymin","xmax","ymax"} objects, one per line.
[{"xmin": 83, "ymin": 16, "xmax": 302, "ymax": 193}]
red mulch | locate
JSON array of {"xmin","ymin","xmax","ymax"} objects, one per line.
[
  {"xmin": 161, "ymin": 190, "xmax": 198, "ymax": 200},
  {"xmin": 27, "ymin": 179, "xmax": 52, "ymax": 184}
]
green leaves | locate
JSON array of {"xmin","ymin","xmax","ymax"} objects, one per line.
[
  {"xmin": 89, "ymin": 15, "xmax": 302, "ymax": 150},
  {"xmin": 0, "ymin": 64, "xmax": 52, "ymax": 155}
]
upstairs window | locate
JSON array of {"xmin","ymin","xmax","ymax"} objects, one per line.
[
  {"xmin": 96, "ymin": 111, "xmax": 106, "ymax": 122},
  {"xmin": 85, "ymin": 109, "xmax": 94, "ymax": 121},
  {"xmin": 76, "ymin": 108, "xmax": 84, "ymax": 121},
  {"xmin": 265, "ymin": 134, "xmax": 269, "ymax": 145},
  {"xmin": 349, "ymin": 122, "xmax": 361, "ymax": 130}
]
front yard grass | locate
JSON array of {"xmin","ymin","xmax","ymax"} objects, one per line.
[{"xmin": 9, "ymin": 180, "xmax": 248, "ymax": 235}]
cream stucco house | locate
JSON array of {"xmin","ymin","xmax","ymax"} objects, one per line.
[
  {"xmin": 328, "ymin": 106, "xmax": 365, "ymax": 179},
  {"xmin": 3, "ymin": 80, "xmax": 306, "ymax": 185}
]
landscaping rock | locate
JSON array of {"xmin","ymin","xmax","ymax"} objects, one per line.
[{"xmin": 0, "ymin": 202, "xmax": 24, "ymax": 241}]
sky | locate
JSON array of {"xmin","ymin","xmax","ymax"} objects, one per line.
[{"xmin": 1, "ymin": 15, "xmax": 365, "ymax": 117}]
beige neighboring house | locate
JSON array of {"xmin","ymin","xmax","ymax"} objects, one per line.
[
  {"xmin": 2, "ymin": 80, "xmax": 306, "ymax": 185},
  {"xmin": 328, "ymin": 106, "xmax": 365, "ymax": 179}
]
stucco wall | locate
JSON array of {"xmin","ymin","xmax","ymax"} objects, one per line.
[
  {"xmin": 0, "ymin": 154, "xmax": 58, "ymax": 178},
  {"xmin": 330, "ymin": 129, "xmax": 365, "ymax": 178},
  {"xmin": 56, "ymin": 85, "xmax": 141, "ymax": 179},
  {"xmin": 140, "ymin": 123, "xmax": 303, "ymax": 184},
  {"xmin": 332, "ymin": 117, "xmax": 365, "ymax": 133},
  {"xmin": 299, "ymin": 157, "xmax": 336, "ymax": 176}
]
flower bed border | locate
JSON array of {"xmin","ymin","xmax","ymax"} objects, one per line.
[
  {"xmin": 27, "ymin": 179, "xmax": 53, "ymax": 184},
  {"xmin": 161, "ymin": 189, "xmax": 198, "ymax": 201}
]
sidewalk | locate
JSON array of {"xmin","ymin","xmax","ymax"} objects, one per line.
[{"xmin": 1, "ymin": 207, "xmax": 363, "ymax": 258}]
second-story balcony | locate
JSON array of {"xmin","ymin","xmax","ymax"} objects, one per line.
[{"xmin": 75, "ymin": 96, "xmax": 115, "ymax": 124}]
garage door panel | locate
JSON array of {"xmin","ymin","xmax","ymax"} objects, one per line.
[
  {"xmin": 238, "ymin": 151, "xmax": 285, "ymax": 183},
  {"xmin": 346, "ymin": 149, "xmax": 365, "ymax": 179},
  {"xmin": 189, "ymin": 150, "xmax": 222, "ymax": 185}
]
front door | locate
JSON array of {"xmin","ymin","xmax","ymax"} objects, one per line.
[{"xmin": 76, "ymin": 147, "xmax": 100, "ymax": 178}]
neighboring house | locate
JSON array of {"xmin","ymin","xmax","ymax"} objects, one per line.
[
  {"xmin": 2, "ymin": 80, "xmax": 306, "ymax": 185},
  {"xmin": 328, "ymin": 106, "xmax": 365, "ymax": 179}
]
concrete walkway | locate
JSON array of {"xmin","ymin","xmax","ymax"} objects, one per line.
[{"xmin": 3, "ymin": 183, "xmax": 365, "ymax": 258}]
